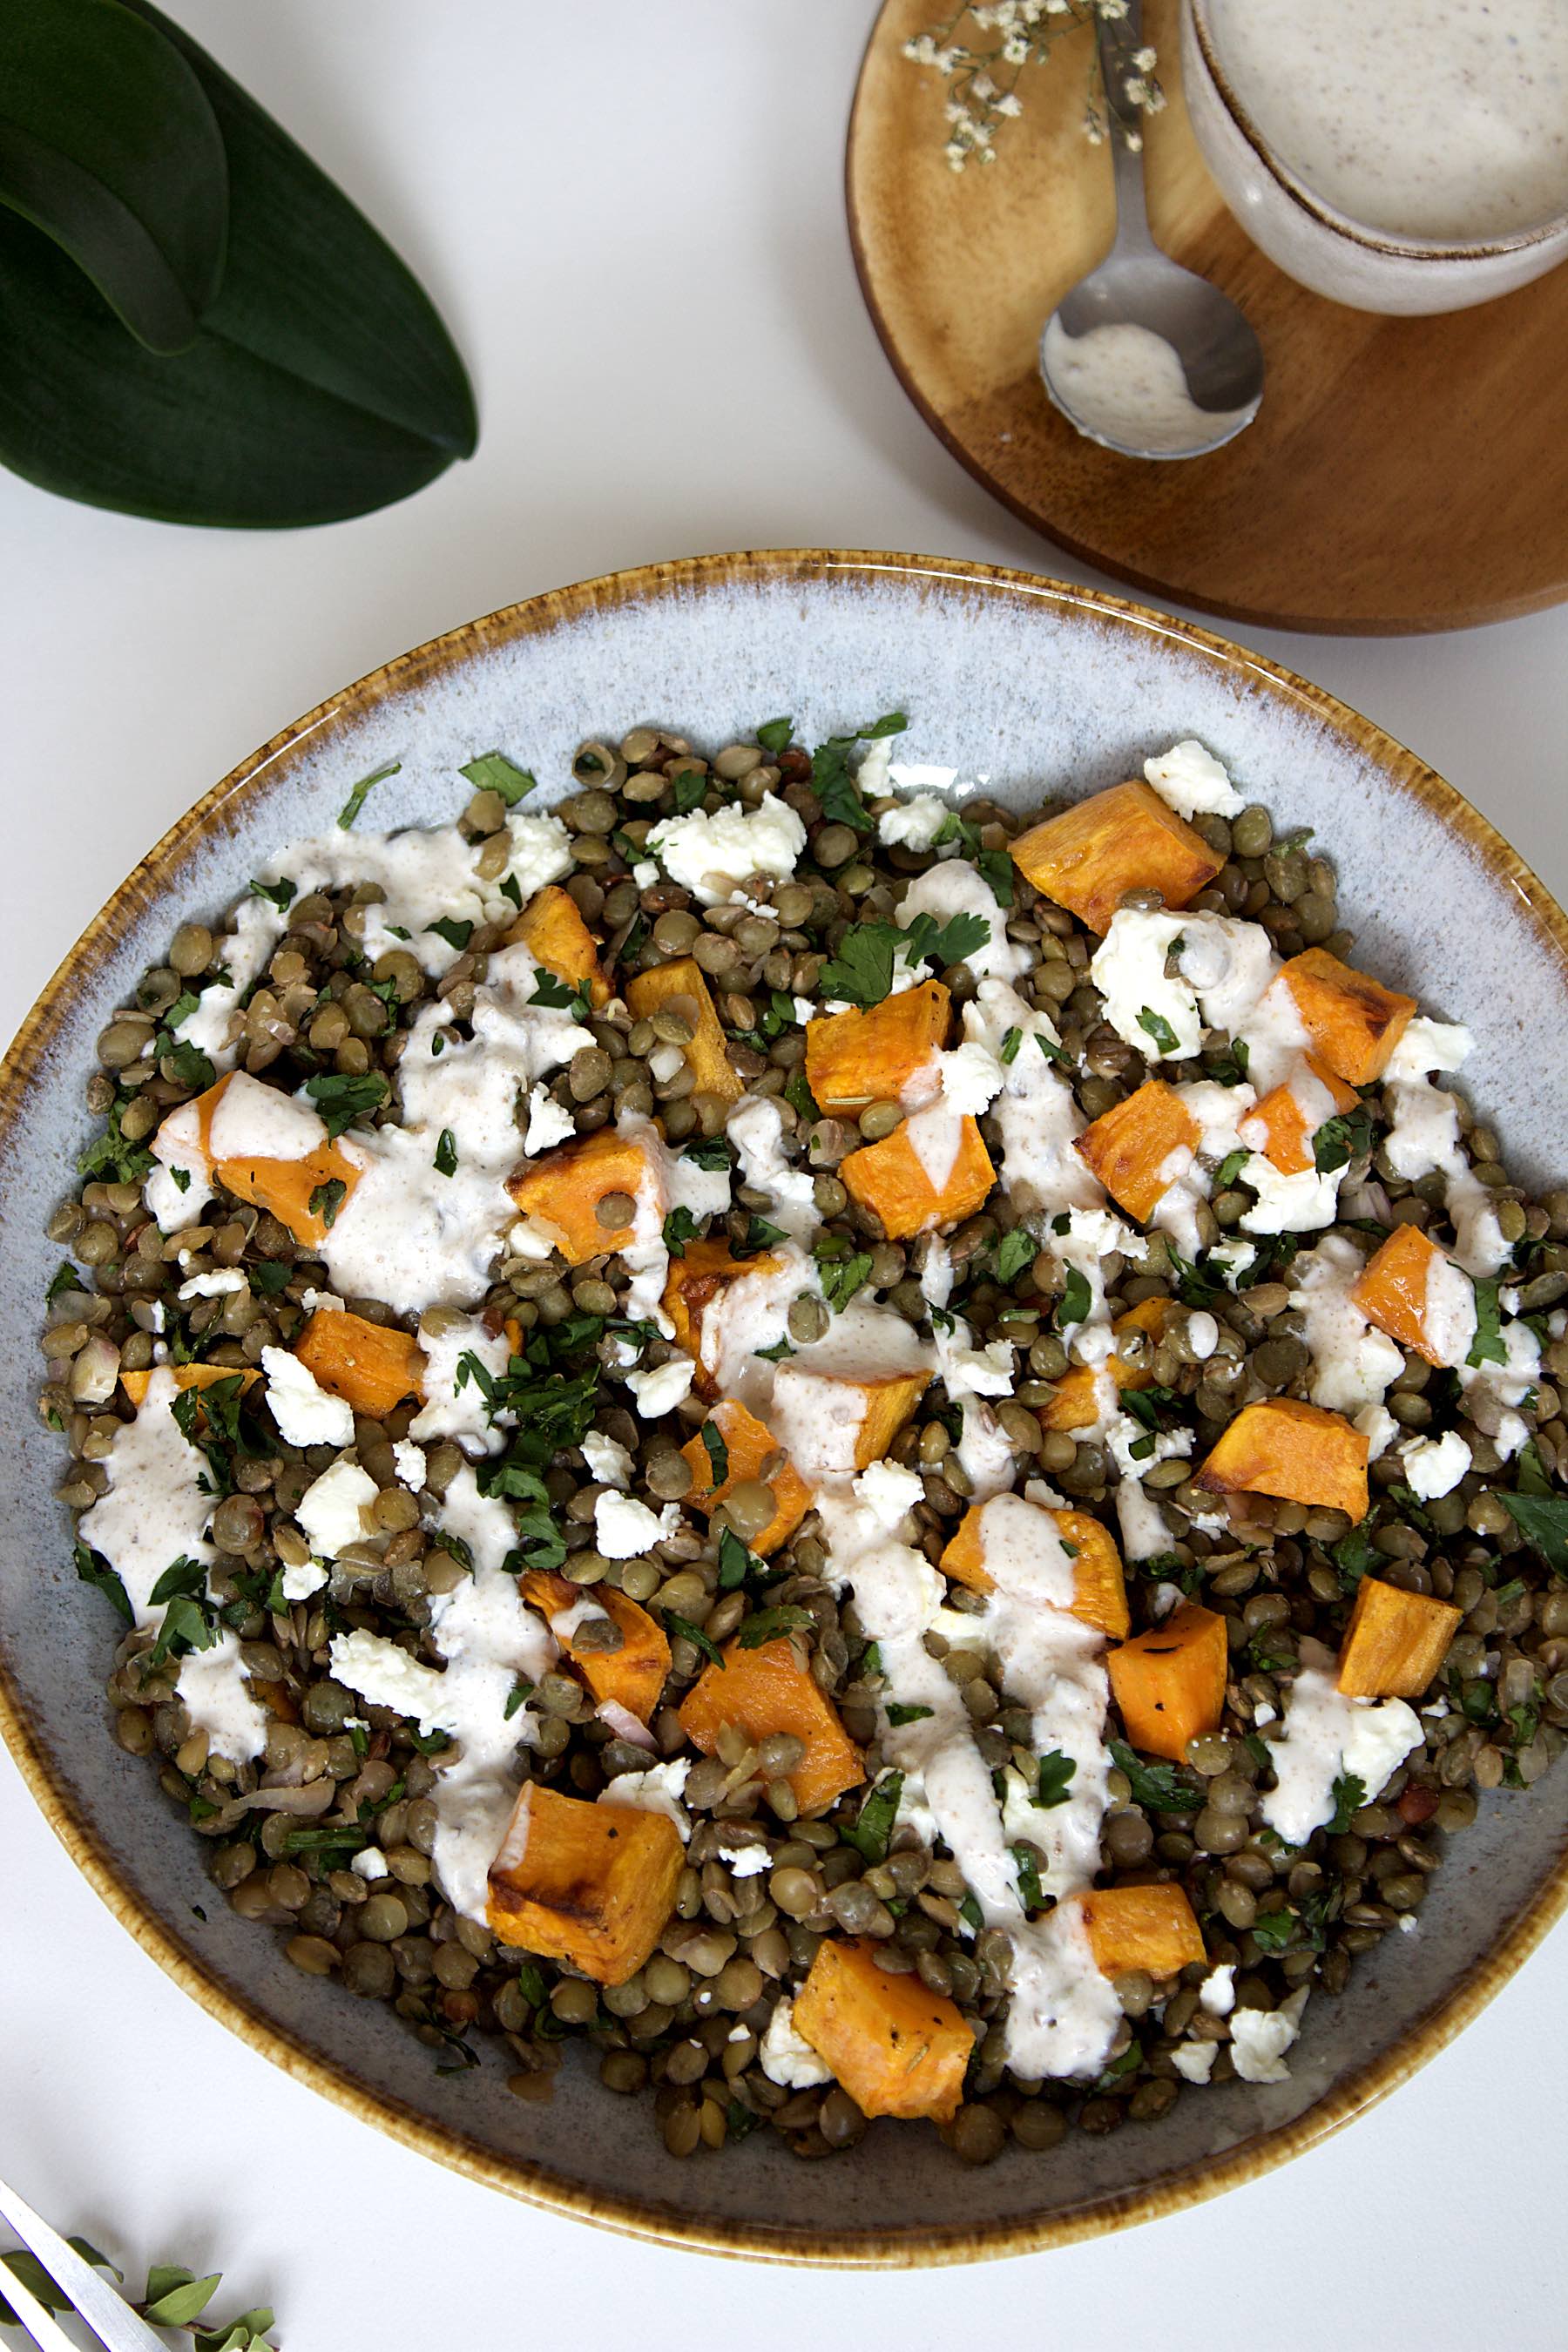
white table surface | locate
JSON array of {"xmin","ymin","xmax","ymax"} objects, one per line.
[{"xmin": 2, "ymin": 5, "xmax": 1564, "ymax": 2345}]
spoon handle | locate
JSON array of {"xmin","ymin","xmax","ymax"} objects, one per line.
[{"xmin": 1096, "ymin": 0, "xmax": 1153, "ymax": 252}]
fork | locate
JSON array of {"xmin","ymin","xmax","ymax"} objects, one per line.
[{"xmin": 0, "ymin": 2176, "xmax": 165, "ymax": 2352}]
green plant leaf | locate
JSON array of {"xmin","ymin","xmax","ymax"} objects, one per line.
[
  {"xmin": 0, "ymin": 0, "xmax": 476, "ymax": 525},
  {"xmin": 0, "ymin": 0, "xmax": 226, "ymax": 353}
]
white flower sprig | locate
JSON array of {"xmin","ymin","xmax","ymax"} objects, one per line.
[{"xmin": 902, "ymin": 1, "xmax": 1164, "ymax": 171}]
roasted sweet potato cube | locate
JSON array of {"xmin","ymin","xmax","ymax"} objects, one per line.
[
  {"xmin": 679, "ymin": 1397, "xmax": 812, "ymax": 1556},
  {"xmin": 295, "ymin": 1308, "xmax": 425, "ymax": 1418},
  {"xmin": 625, "ymin": 956, "xmax": 741, "ymax": 1104},
  {"xmin": 179, "ymin": 1071, "xmax": 362, "ymax": 1249},
  {"xmin": 1077, "ymin": 1883, "xmax": 1206, "ymax": 1978},
  {"xmin": 767, "ymin": 1361, "xmax": 931, "ymax": 1475},
  {"xmin": 793, "ymin": 1937, "xmax": 970, "ymax": 2121},
  {"xmin": 1075, "ymin": 1080, "xmax": 1200, "ymax": 1223},
  {"xmin": 1107, "ymin": 1602, "xmax": 1229, "ymax": 1763},
  {"xmin": 662, "ymin": 1239, "xmax": 793, "ymax": 1391},
  {"xmin": 119, "ymin": 1362, "xmax": 260, "ymax": 1409},
  {"xmin": 840, "ymin": 1113, "xmax": 995, "ymax": 1240},
  {"xmin": 1010, "ymin": 781, "xmax": 1224, "ymax": 936},
  {"xmin": 1350, "ymin": 1222, "xmax": 1468, "ymax": 1369},
  {"xmin": 505, "ymin": 882, "xmax": 610, "ymax": 1007},
  {"xmin": 521, "ymin": 1570, "xmax": 672, "ymax": 1723},
  {"xmin": 1196, "ymin": 1397, "xmax": 1369, "ymax": 1521},
  {"xmin": 805, "ymin": 980, "xmax": 951, "ymax": 1114},
  {"xmin": 1275, "ymin": 948, "xmax": 1416, "ymax": 1085},
  {"xmin": 939, "ymin": 1499, "xmax": 1129, "ymax": 1639},
  {"xmin": 1336, "ymin": 1576, "xmax": 1461, "ymax": 1700},
  {"xmin": 1241, "ymin": 1053, "xmax": 1359, "ymax": 1175},
  {"xmin": 486, "ymin": 1781, "xmax": 683, "ymax": 1984},
  {"xmin": 678, "ymin": 1637, "xmax": 863, "ymax": 1816},
  {"xmin": 1039, "ymin": 1296, "xmax": 1172, "ymax": 1432},
  {"xmin": 508, "ymin": 1125, "xmax": 652, "ymax": 1262}
]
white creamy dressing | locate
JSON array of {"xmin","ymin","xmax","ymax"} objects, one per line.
[
  {"xmin": 1042, "ymin": 318, "xmax": 1254, "ymax": 456},
  {"xmin": 729, "ymin": 1094, "xmax": 819, "ymax": 1240},
  {"xmin": 1288, "ymin": 1235, "xmax": 1404, "ymax": 1415},
  {"xmin": 1206, "ymin": 0, "xmax": 1568, "ymax": 241},
  {"xmin": 1382, "ymin": 1073, "xmax": 1506, "ymax": 1278},
  {"xmin": 1260, "ymin": 1642, "xmax": 1423, "ymax": 1847},
  {"xmin": 78, "ymin": 1367, "xmax": 267, "ymax": 1762},
  {"xmin": 961, "ymin": 979, "xmax": 1096, "ymax": 1220},
  {"xmin": 409, "ymin": 1312, "xmax": 508, "ymax": 1454}
]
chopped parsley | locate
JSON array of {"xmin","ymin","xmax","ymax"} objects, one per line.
[
  {"xmin": 1108, "ymin": 1740, "xmax": 1200, "ymax": 1815},
  {"xmin": 736, "ymin": 1605, "xmax": 814, "ymax": 1648},
  {"xmin": 1328, "ymin": 1772, "xmax": 1367, "ymax": 1834},
  {"xmin": 1312, "ymin": 1105, "xmax": 1374, "ymax": 1175},
  {"xmin": 1136, "ymin": 1005, "xmax": 1181, "ymax": 1056},
  {"xmin": 992, "ymin": 1227, "xmax": 1037, "ymax": 1285},
  {"xmin": 308, "ymin": 1178, "xmax": 347, "ymax": 1229},
  {"xmin": 670, "ymin": 770, "xmax": 706, "ymax": 816},
  {"xmin": 1466, "ymin": 1277, "xmax": 1508, "ymax": 1369},
  {"xmin": 78, "ymin": 1097, "xmax": 152, "ymax": 1186},
  {"xmin": 1213, "ymin": 1147, "xmax": 1250, "ymax": 1191},
  {"xmin": 248, "ymin": 875, "xmax": 296, "ymax": 911},
  {"xmin": 885, "ymin": 1702, "xmax": 934, "ymax": 1727},
  {"xmin": 73, "ymin": 1540, "xmax": 132, "ymax": 1625},
  {"xmin": 662, "ymin": 1206, "xmax": 701, "ymax": 1258},
  {"xmin": 428, "ymin": 916, "xmax": 474, "ymax": 952},
  {"xmin": 1033, "ymin": 1750, "xmax": 1077, "ymax": 1808},
  {"xmin": 1499, "ymin": 1491, "xmax": 1568, "ymax": 1578},
  {"xmin": 45, "ymin": 1260, "xmax": 83, "ymax": 1305},
  {"xmin": 814, "ymin": 1244, "xmax": 873, "ymax": 1313},
  {"xmin": 1010, "ymin": 1844, "xmax": 1044, "ymax": 1912},
  {"xmin": 1000, "ymin": 1026, "xmax": 1023, "ymax": 1065},
  {"xmin": 682, "ymin": 1135, "xmax": 733, "ymax": 1173},
  {"xmin": 459, "ymin": 750, "xmax": 537, "ymax": 804},
  {"xmin": 433, "ymin": 1128, "xmax": 458, "ymax": 1177},
  {"xmin": 756, "ymin": 716, "xmax": 794, "ymax": 754},
  {"xmin": 663, "ymin": 1610, "xmax": 725, "ymax": 1668},
  {"xmin": 303, "ymin": 1069, "xmax": 389, "ymax": 1138},
  {"xmin": 700, "ymin": 1419, "xmax": 730, "ymax": 1489},
  {"xmin": 337, "ymin": 760, "xmax": 401, "ymax": 830},
  {"xmin": 816, "ymin": 910, "xmax": 990, "ymax": 1007},
  {"xmin": 528, "ymin": 966, "xmax": 593, "ymax": 1019},
  {"xmin": 811, "ymin": 711, "xmax": 909, "ymax": 835},
  {"xmin": 1056, "ymin": 1263, "xmax": 1092, "ymax": 1329},
  {"xmin": 842, "ymin": 1769, "xmax": 903, "ymax": 1863}
]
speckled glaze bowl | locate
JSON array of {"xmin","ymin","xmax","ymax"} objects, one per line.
[{"xmin": 3, "ymin": 551, "xmax": 1566, "ymax": 2264}]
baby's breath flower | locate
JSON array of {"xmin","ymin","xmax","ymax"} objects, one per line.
[
  {"xmin": 1134, "ymin": 45, "xmax": 1157, "ymax": 70},
  {"xmin": 903, "ymin": 0, "xmax": 1159, "ymax": 165},
  {"xmin": 994, "ymin": 90, "xmax": 1024, "ymax": 116}
]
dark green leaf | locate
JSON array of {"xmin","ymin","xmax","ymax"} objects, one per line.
[
  {"xmin": 663, "ymin": 1609, "xmax": 724, "ymax": 1669},
  {"xmin": 1010, "ymin": 1842, "xmax": 1044, "ymax": 1912},
  {"xmin": 842, "ymin": 1769, "xmax": 902, "ymax": 1863},
  {"xmin": 308, "ymin": 1177, "xmax": 347, "ymax": 1229},
  {"xmin": 528, "ymin": 966, "xmax": 592, "ymax": 1018},
  {"xmin": 815, "ymin": 1246, "xmax": 873, "ymax": 1314},
  {"xmin": 433, "ymin": 1127, "xmax": 458, "ymax": 1178},
  {"xmin": 73, "ymin": 1538, "xmax": 132, "ymax": 1624},
  {"xmin": 1107, "ymin": 1739, "xmax": 1199, "ymax": 1815},
  {"xmin": 886, "ymin": 1701, "xmax": 933, "ymax": 1726},
  {"xmin": 1136, "ymin": 1005, "xmax": 1180, "ymax": 1056},
  {"xmin": 736, "ymin": 1605, "xmax": 814, "ymax": 1648},
  {"xmin": 247, "ymin": 1256, "xmax": 287, "ymax": 1295},
  {"xmin": 717, "ymin": 1528, "xmax": 757, "ymax": 1591},
  {"xmin": 160, "ymin": 1037, "xmax": 214, "ymax": 1092},
  {"xmin": 428, "ymin": 916, "xmax": 474, "ymax": 952},
  {"xmin": 700, "ymin": 1419, "xmax": 730, "ymax": 1490},
  {"xmin": 754, "ymin": 1336, "xmax": 795, "ymax": 1362},
  {"xmin": 784, "ymin": 1068, "xmax": 820, "ymax": 1123},
  {"xmin": 1056, "ymin": 1262, "xmax": 1092, "ymax": 1328},
  {"xmin": 1328, "ymin": 1772, "xmax": 1367, "ymax": 1834},
  {"xmin": 1000, "ymin": 1026, "xmax": 1022, "ymax": 1065},
  {"xmin": 0, "ymin": 0, "xmax": 475, "ymax": 527},
  {"xmin": 1033, "ymin": 1749, "xmax": 1077, "ymax": 1808},
  {"xmin": 1248, "ymin": 1908, "xmax": 1298, "ymax": 1954},
  {"xmin": 990, "ymin": 1227, "xmax": 1037, "ymax": 1286},
  {"xmin": 662, "ymin": 1206, "xmax": 701, "ymax": 1258},
  {"xmin": 670, "ymin": 770, "xmax": 706, "ymax": 816},
  {"xmin": 1034, "ymin": 1030, "xmax": 1070, "ymax": 1067},
  {"xmin": 681, "ymin": 1135, "xmax": 733, "ymax": 1173},
  {"xmin": 741, "ymin": 1214, "xmax": 788, "ymax": 1255},
  {"xmin": 1516, "ymin": 1442, "xmax": 1553, "ymax": 1498},
  {"xmin": 1466, "ymin": 1278, "xmax": 1507, "ymax": 1369},
  {"xmin": 45, "ymin": 1257, "xmax": 83, "ymax": 1303},
  {"xmin": 1312, "ymin": 1106, "xmax": 1373, "ymax": 1176},
  {"xmin": 337, "ymin": 760, "xmax": 399, "ymax": 828},
  {"xmin": 900, "ymin": 908, "xmax": 990, "ymax": 973},
  {"xmin": 0, "ymin": 0, "xmax": 226, "ymax": 352},
  {"xmin": 976, "ymin": 848, "xmax": 1014, "ymax": 908},
  {"xmin": 1500, "ymin": 1491, "xmax": 1568, "ymax": 1578},
  {"xmin": 1213, "ymin": 1148, "xmax": 1250, "ymax": 1190},
  {"xmin": 193, "ymin": 2311, "xmax": 276, "ymax": 2352},
  {"xmin": 248, "ymin": 875, "xmax": 295, "ymax": 911},
  {"xmin": 1331, "ymin": 1519, "xmax": 1378, "ymax": 1593},
  {"xmin": 1120, "ymin": 1385, "xmax": 1177, "ymax": 1434},
  {"xmin": 169, "ymin": 1163, "xmax": 192, "ymax": 1193},
  {"xmin": 148, "ymin": 1552, "xmax": 207, "ymax": 1606},
  {"xmin": 428, "ymin": 1527, "xmax": 472, "ymax": 1573},
  {"xmin": 755, "ymin": 717, "xmax": 793, "ymax": 754},
  {"xmin": 1208, "ymin": 1035, "xmax": 1250, "ymax": 1085},
  {"xmin": 147, "ymin": 1590, "xmax": 217, "ymax": 1667},
  {"xmin": 459, "ymin": 751, "xmax": 535, "ymax": 805},
  {"xmin": 77, "ymin": 1093, "xmax": 152, "ymax": 1183},
  {"xmin": 957, "ymin": 1892, "xmax": 983, "ymax": 1932},
  {"xmin": 502, "ymin": 1678, "xmax": 533, "ymax": 1720},
  {"xmin": 303, "ymin": 1068, "xmax": 389, "ymax": 1138}
]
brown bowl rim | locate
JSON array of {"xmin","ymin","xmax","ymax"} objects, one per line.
[{"xmin": 2, "ymin": 546, "xmax": 1565, "ymax": 2266}]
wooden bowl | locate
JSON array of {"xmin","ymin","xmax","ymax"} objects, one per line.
[{"xmin": 3, "ymin": 550, "xmax": 1565, "ymax": 2262}]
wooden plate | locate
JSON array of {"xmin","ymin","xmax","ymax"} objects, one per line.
[{"xmin": 847, "ymin": 0, "xmax": 1568, "ymax": 634}]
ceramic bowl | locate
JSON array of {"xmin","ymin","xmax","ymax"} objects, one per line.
[
  {"xmin": 1182, "ymin": 0, "xmax": 1568, "ymax": 316},
  {"xmin": 3, "ymin": 551, "xmax": 1566, "ymax": 2264}
]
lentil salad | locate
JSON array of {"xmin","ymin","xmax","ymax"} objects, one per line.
[{"xmin": 41, "ymin": 719, "xmax": 1568, "ymax": 2164}]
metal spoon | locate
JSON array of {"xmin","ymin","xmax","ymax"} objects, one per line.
[{"xmin": 1039, "ymin": 0, "xmax": 1263, "ymax": 459}]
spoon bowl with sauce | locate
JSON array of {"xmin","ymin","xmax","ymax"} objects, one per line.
[{"xmin": 1039, "ymin": 0, "xmax": 1263, "ymax": 459}]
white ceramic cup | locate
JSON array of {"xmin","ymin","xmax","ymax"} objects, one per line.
[{"xmin": 1180, "ymin": 0, "xmax": 1568, "ymax": 316}]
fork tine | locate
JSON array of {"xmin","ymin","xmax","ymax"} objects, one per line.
[
  {"xmin": 0, "ymin": 2180, "xmax": 166, "ymax": 2352},
  {"xmin": 0, "ymin": 2251, "xmax": 84, "ymax": 2352}
]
